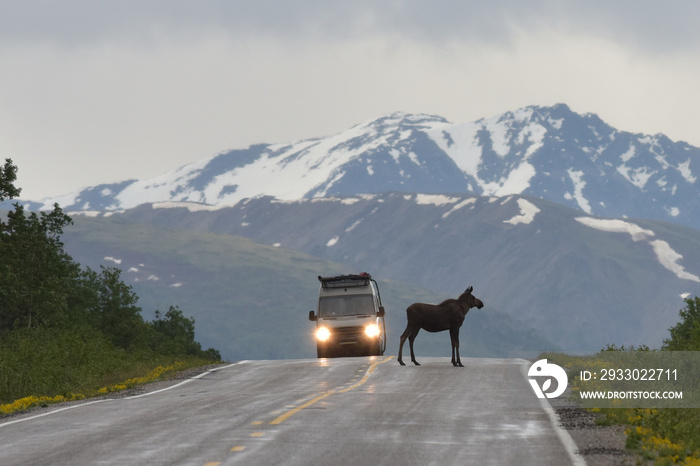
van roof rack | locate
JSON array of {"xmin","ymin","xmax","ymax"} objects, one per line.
[{"xmin": 318, "ymin": 273, "xmax": 372, "ymax": 289}]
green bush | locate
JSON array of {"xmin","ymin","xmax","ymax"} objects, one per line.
[
  {"xmin": 0, "ymin": 159, "xmax": 221, "ymax": 409},
  {"xmin": 560, "ymin": 297, "xmax": 700, "ymax": 463},
  {"xmin": 663, "ymin": 296, "xmax": 700, "ymax": 351},
  {"xmin": 0, "ymin": 326, "xmax": 125, "ymax": 402}
]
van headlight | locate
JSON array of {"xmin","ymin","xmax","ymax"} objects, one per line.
[
  {"xmin": 364, "ymin": 323, "xmax": 380, "ymax": 338},
  {"xmin": 315, "ymin": 326, "xmax": 331, "ymax": 342}
]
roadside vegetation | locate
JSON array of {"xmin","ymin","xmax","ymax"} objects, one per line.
[
  {"xmin": 546, "ymin": 296, "xmax": 700, "ymax": 465},
  {"xmin": 0, "ymin": 159, "xmax": 221, "ymax": 415}
]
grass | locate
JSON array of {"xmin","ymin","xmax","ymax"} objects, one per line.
[
  {"xmin": 0, "ymin": 360, "xmax": 215, "ymax": 416},
  {"xmin": 544, "ymin": 351, "xmax": 700, "ymax": 464},
  {"xmin": 0, "ymin": 326, "xmax": 219, "ymax": 416}
]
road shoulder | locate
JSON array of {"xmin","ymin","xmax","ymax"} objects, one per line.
[{"xmin": 550, "ymin": 390, "xmax": 638, "ymax": 466}]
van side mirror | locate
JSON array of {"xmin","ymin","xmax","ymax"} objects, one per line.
[
  {"xmin": 308, "ymin": 310, "xmax": 317, "ymax": 321},
  {"xmin": 377, "ymin": 306, "xmax": 385, "ymax": 317}
]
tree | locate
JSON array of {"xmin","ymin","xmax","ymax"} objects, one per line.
[
  {"xmin": 1, "ymin": 159, "xmax": 78, "ymax": 330},
  {"xmin": 150, "ymin": 306, "xmax": 221, "ymax": 359},
  {"xmin": 1, "ymin": 159, "xmax": 221, "ymax": 360},
  {"xmin": 150, "ymin": 306, "xmax": 197, "ymax": 355},
  {"xmin": 153, "ymin": 306, "xmax": 196, "ymax": 342},
  {"xmin": 90, "ymin": 266, "xmax": 148, "ymax": 349},
  {"xmin": 0, "ymin": 203, "xmax": 78, "ymax": 331},
  {"xmin": 0, "ymin": 158, "xmax": 21, "ymax": 202},
  {"xmin": 663, "ymin": 296, "xmax": 700, "ymax": 351}
]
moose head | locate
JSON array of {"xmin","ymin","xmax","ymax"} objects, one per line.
[{"xmin": 461, "ymin": 286, "xmax": 484, "ymax": 310}]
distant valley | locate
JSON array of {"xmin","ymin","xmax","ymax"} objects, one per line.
[
  {"xmin": 60, "ymin": 213, "xmax": 554, "ymax": 361},
  {"xmin": 61, "ymin": 192, "xmax": 700, "ymax": 359}
]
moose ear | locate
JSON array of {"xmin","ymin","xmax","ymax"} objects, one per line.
[{"xmin": 466, "ymin": 286, "xmax": 473, "ymax": 293}]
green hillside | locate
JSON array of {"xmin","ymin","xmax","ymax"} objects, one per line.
[
  {"xmin": 63, "ymin": 215, "xmax": 555, "ymax": 361},
  {"xmin": 113, "ymin": 194, "xmax": 700, "ymax": 350}
]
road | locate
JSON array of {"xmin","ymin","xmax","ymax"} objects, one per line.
[{"xmin": 0, "ymin": 357, "xmax": 583, "ymax": 465}]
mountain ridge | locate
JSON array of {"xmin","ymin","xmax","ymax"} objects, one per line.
[
  {"xmin": 105, "ymin": 192, "xmax": 700, "ymax": 351},
  {"xmin": 24, "ymin": 103, "xmax": 700, "ymax": 230},
  {"xmin": 58, "ymin": 213, "xmax": 553, "ymax": 361}
]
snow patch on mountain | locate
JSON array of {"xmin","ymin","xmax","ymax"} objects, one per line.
[
  {"xmin": 428, "ymin": 121, "xmax": 482, "ymax": 175},
  {"xmin": 211, "ymin": 139, "xmax": 330, "ymax": 203},
  {"xmin": 428, "ymin": 110, "xmax": 544, "ymax": 196},
  {"xmin": 304, "ymin": 195, "xmax": 373, "ymax": 205},
  {"xmin": 665, "ymin": 206, "xmax": 680, "ymax": 217},
  {"xmin": 677, "ymin": 159, "xmax": 696, "ymax": 183},
  {"xmin": 118, "ymin": 158, "xmax": 211, "ymax": 207},
  {"xmin": 72, "ymin": 211, "xmax": 103, "ymax": 218},
  {"xmin": 576, "ymin": 217, "xmax": 699, "ymax": 282},
  {"xmin": 483, "ymin": 114, "xmax": 512, "ymax": 157},
  {"xmin": 575, "ymin": 217, "xmax": 654, "ymax": 241},
  {"xmin": 40, "ymin": 192, "xmax": 80, "ymax": 211},
  {"xmin": 503, "ymin": 198, "xmax": 541, "ymax": 225},
  {"xmin": 442, "ymin": 198, "xmax": 477, "ymax": 218},
  {"xmin": 414, "ymin": 194, "xmax": 461, "ymax": 206},
  {"xmin": 565, "ymin": 169, "xmax": 592, "ymax": 214},
  {"xmin": 617, "ymin": 159, "xmax": 656, "ymax": 189},
  {"xmin": 484, "ymin": 162, "xmax": 537, "ymax": 196},
  {"xmin": 650, "ymin": 240, "xmax": 700, "ymax": 283},
  {"xmin": 345, "ymin": 220, "xmax": 362, "ymax": 233},
  {"xmin": 522, "ymin": 124, "xmax": 546, "ymax": 157},
  {"xmin": 152, "ymin": 201, "xmax": 224, "ymax": 212}
]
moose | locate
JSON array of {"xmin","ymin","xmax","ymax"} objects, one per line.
[{"xmin": 398, "ymin": 286, "xmax": 484, "ymax": 367}]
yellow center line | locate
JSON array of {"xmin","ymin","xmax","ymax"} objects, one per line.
[
  {"xmin": 269, "ymin": 356, "xmax": 393, "ymax": 425},
  {"xmin": 338, "ymin": 356, "xmax": 393, "ymax": 393},
  {"xmin": 269, "ymin": 390, "xmax": 335, "ymax": 425}
]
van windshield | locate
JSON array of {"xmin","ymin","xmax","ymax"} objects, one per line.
[{"xmin": 319, "ymin": 295, "xmax": 375, "ymax": 318}]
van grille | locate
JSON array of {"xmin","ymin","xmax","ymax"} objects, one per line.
[{"xmin": 334, "ymin": 326, "xmax": 365, "ymax": 345}]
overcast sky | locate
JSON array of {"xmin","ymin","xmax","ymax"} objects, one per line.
[{"xmin": 2, "ymin": 1, "xmax": 699, "ymax": 200}]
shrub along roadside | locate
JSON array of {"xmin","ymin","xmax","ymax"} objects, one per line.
[
  {"xmin": 548, "ymin": 351, "xmax": 700, "ymax": 464},
  {"xmin": 1, "ymin": 159, "xmax": 221, "ymax": 416},
  {"xmin": 0, "ymin": 325, "xmax": 218, "ymax": 415},
  {"xmin": 545, "ymin": 297, "xmax": 700, "ymax": 465}
]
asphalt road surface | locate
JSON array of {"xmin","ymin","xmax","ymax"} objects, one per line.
[{"xmin": 0, "ymin": 357, "xmax": 583, "ymax": 465}]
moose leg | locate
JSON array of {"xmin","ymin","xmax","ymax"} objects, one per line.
[
  {"xmin": 449, "ymin": 327, "xmax": 463, "ymax": 367},
  {"xmin": 408, "ymin": 327, "xmax": 421, "ymax": 365},
  {"xmin": 397, "ymin": 325, "xmax": 412, "ymax": 366}
]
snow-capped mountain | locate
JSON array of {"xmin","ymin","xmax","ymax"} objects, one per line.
[{"xmin": 32, "ymin": 104, "xmax": 700, "ymax": 229}]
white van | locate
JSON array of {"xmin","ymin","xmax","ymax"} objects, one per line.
[{"xmin": 308, "ymin": 273, "xmax": 386, "ymax": 358}]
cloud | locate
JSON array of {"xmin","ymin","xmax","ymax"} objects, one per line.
[
  {"xmin": 3, "ymin": 1, "xmax": 699, "ymax": 52},
  {"xmin": 1, "ymin": 1, "xmax": 699, "ymax": 199}
]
